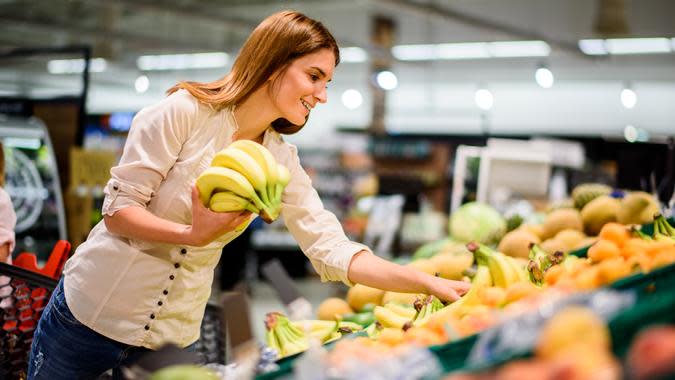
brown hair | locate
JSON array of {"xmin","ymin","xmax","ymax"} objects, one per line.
[
  {"xmin": 0, "ymin": 142, "xmax": 5, "ymax": 187},
  {"xmin": 168, "ymin": 10, "xmax": 340, "ymax": 135}
]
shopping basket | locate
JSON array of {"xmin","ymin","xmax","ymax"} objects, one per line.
[{"xmin": 0, "ymin": 262, "xmax": 58, "ymax": 380}]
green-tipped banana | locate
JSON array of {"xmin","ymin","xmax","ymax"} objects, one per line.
[
  {"xmin": 196, "ymin": 167, "xmax": 265, "ymax": 210},
  {"xmin": 228, "ymin": 140, "xmax": 278, "ymax": 200},
  {"xmin": 209, "ymin": 191, "xmax": 259, "ymax": 213},
  {"xmin": 274, "ymin": 164, "xmax": 291, "ymax": 203},
  {"xmin": 374, "ymin": 305, "xmax": 411, "ymax": 329},
  {"xmin": 211, "ymin": 148, "xmax": 270, "ymax": 205},
  {"xmin": 383, "ymin": 303, "xmax": 417, "ymax": 320},
  {"xmin": 468, "ymin": 242, "xmax": 518, "ymax": 288}
]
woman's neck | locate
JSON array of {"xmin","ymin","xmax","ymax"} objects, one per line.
[{"xmin": 232, "ymin": 86, "xmax": 278, "ymax": 142}]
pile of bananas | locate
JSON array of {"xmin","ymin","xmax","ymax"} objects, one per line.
[
  {"xmin": 196, "ymin": 140, "xmax": 290, "ymax": 223},
  {"xmin": 468, "ymin": 242, "xmax": 528, "ymax": 288},
  {"xmin": 265, "ymin": 312, "xmax": 362, "ymax": 359},
  {"xmin": 373, "ymin": 295, "xmax": 444, "ymax": 330}
]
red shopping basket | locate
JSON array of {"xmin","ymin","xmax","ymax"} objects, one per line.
[{"xmin": 0, "ymin": 262, "xmax": 58, "ymax": 380}]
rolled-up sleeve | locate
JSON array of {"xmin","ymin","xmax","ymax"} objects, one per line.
[
  {"xmin": 102, "ymin": 92, "xmax": 196, "ymax": 216},
  {"xmin": 280, "ymin": 144, "xmax": 371, "ymax": 286}
]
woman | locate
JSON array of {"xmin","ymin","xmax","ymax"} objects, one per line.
[{"xmin": 28, "ymin": 10, "xmax": 469, "ymax": 379}]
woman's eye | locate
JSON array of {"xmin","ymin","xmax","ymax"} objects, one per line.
[{"xmin": 309, "ymin": 74, "xmax": 319, "ymax": 81}]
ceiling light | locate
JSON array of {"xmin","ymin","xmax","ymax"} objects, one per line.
[
  {"xmin": 578, "ymin": 39, "xmax": 608, "ymax": 55},
  {"xmin": 340, "ymin": 47, "xmax": 368, "ymax": 63},
  {"xmin": 474, "ymin": 88, "xmax": 493, "ymax": 110},
  {"xmin": 620, "ymin": 87, "xmax": 637, "ymax": 109},
  {"xmin": 436, "ymin": 42, "xmax": 489, "ymax": 59},
  {"xmin": 137, "ymin": 52, "xmax": 229, "ymax": 71},
  {"xmin": 341, "ymin": 89, "xmax": 363, "ymax": 109},
  {"xmin": 47, "ymin": 58, "xmax": 107, "ymax": 74},
  {"xmin": 135, "ymin": 75, "xmax": 149, "ymax": 93},
  {"xmin": 392, "ymin": 44, "xmax": 437, "ymax": 61},
  {"xmin": 624, "ymin": 125, "xmax": 638, "ymax": 142},
  {"xmin": 375, "ymin": 71, "xmax": 398, "ymax": 90},
  {"xmin": 488, "ymin": 40, "xmax": 550, "ymax": 57},
  {"xmin": 535, "ymin": 66, "xmax": 554, "ymax": 88},
  {"xmin": 605, "ymin": 38, "xmax": 671, "ymax": 55}
]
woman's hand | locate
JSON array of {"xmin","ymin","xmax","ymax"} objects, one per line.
[
  {"xmin": 185, "ymin": 186, "xmax": 252, "ymax": 246},
  {"xmin": 423, "ymin": 275, "xmax": 471, "ymax": 303}
]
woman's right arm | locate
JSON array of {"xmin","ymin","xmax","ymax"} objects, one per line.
[
  {"xmin": 101, "ymin": 92, "xmax": 250, "ymax": 247},
  {"xmin": 105, "ymin": 186, "xmax": 251, "ymax": 247}
]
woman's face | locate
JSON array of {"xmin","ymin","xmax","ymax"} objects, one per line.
[{"xmin": 270, "ymin": 48, "xmax": 335, "ymax": 126}]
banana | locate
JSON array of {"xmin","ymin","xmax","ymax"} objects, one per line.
[
  {"xmin": 430, "ymin": 265, "xmax": 493, "ymax": 322},
  {"xmin": 196, "ymin": 167, "xmax": 265, "ymax": 210},
  {"xmin": 506, "ymin": 256, "xmax": 529, "ymax": 283},
  {"xmin": 265, "ymin": 328, "xmax": 281, "ymax": 355},
  {"xmin": 492, "ymin": 252, "xmax": 520, "ymax": 288},
  {"xmin": 209, "ymin": 191, "xmax": 260, "ymax": 213},
  {"xmin": 383, "ymin": 303, "xmax": 417, "ymax": 320},
  {"xmin": 273, "ymin": 164, "xmax": 291, "ymax": 204},
  {"xmin": 228, "ymin": 140, "xmax": 278, "ymax": 201},
  {"xmin": 374, "ymin": 305, "xmax": 411, "ymax": 329},
  {"xmin": 211, "ymin": 148, "xmax": 271, "ymax": 205}
]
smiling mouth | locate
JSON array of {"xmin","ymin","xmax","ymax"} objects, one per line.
[{"xmin": 301, "ymin": 99, "xmax": 311, "ymax": 112}]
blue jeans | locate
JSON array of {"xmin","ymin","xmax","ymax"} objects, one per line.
[{"xmin": 27, "ymin": 279, "xmax": 151, "ymax": 380}]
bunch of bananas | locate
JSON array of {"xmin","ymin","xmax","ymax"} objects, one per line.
[
  {"xmin": 653, "ymin": 214, "xmax": 675, "ymax": 242},
  {"xmin": 412, "ymin": 295, "xmax": 444, "ymax": 327},
  {"xmin": 196, "ymin": 140, "xmax": 290, "ymax": 223},
  {"xmin": 264, "ymin": 312, "xmax": 309, "ymax": 359},
  {"xmin": 265, "ymin": 313, "xmax": 362, "ymax": 359},
  {"xmin": 373, "ymin": 303, "xmax": 415, "ymax": 329},
  {"xmin": 431, "ymin": 264, "xmax": 493, "ymax": 321},
  {"xmin": 467, "ymin": 242, "xmax": 528, "ymax": 288},
  {"xmin": 527, "ymin": 243, "xmax": 565, "ymax": 285}
]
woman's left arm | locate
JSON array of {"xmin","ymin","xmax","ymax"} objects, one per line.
[{"xmin": 347, "ymin": 250, "xmax": 469, "ymax": 302}]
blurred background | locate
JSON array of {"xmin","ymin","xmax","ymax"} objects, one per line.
[{"xmin": 1, "ymin": 0, "xmax": 675, "ymax": 370}]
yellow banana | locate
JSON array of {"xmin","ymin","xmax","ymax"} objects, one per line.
[
  {"xmin": 265, "ymin": 329, "xmax": 281, "ymax": 354},
  {"xmin": 506, "ymin": 256, "xmax": 529, "ymax": 283},
  {"xmin": 273, "ymin": 164, "xmax": 291, "ymax": 205},
  {"xmin": 383, "ymin": 302, "xmax": 417, "ymax": 320},
  {"xmin": 209, "ymin": 191, "xmax": 259, "ymax": 213},
  {"xmin": 374, "ymin": 305, "xmax": 411, "ymax": 329},
  {"xmin": 196, "ymin": 167, "xmax": 265, "ymax": 210},
  {"xmin": 228, "ymin": 140, "xmax": 278, "ymax": 201},
  {"xmin": 431, "ymin": 265, "xmax": 492, "ymax": 322},
  {"xmin": 211, "ymin": 148, "xmax": 270, "ymax": 205}
]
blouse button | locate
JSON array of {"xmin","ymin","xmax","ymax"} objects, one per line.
[
  {"xmin": 157, "ymin": 301, "xmax": 163, "ymax": 306},
  {"xmin": 169, "ymin": 275, "xmax": 175, "ymax": 280},
  {"xmin": 150, "ymin": 314, "xmax": 155, "ymax": 319},
  {"xmin": 144, "ymin": 325, "xmax": 150, "ymax": 330},
  {"xmin": 180, "ymin": 248, "xmax": 187, "ymax": 255},
  {"xmin": 174, "ymin": 263, "xmax": 180, "ymax": 269},
  {"xmin": 163, "ymin": 290, "xmax": 168, "ymax": 295}
]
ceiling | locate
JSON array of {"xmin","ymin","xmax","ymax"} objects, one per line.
[{"xmin": 1, "ymin": 0, "xmax": 674, "ymax": 110}]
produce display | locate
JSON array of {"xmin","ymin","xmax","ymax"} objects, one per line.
[
  {"xmin": 196, "ymin": 140, "xmax": 290, "ymax": 223},
  {"xmin": 256, "ymin": 184, "xmax": 674, "ymax": 379}
]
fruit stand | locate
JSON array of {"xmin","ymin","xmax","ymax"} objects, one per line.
[{"xmin": 252, "ymin": 194, "xmax": 675, "ymax": 380}]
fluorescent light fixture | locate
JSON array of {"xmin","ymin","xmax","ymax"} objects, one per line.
[
  {"xmin": 488, "ymin": 40, "xmax": 550, "ymax": 57},
  {"xmin": 474, "ymin": 88, "xmax": 493, "ymax": 110},
  {"xmin": 606, "ymin": 38, "xmax": 671, "ymax": 55},
  {"xmin": 340, "ymin": 47, "xmax": 368, "ymax": 63},
  {"xmin": 579, "ymin": 39, "xmax": 608, "ymax": 55},
  {"xmin": 437, "ymin": 42, "xmax": 489, "ymax": 60},
  {"xmin": 137, "ymin": 52, "xmax": 229, "ymax": 71},
  {"xmin": 47, "ymin": 58, "xmax": 107, "ymax": 74},
  {"xmin": 341, "ymin": 89, "xmax": 363, "ymax": 109},
  {"xmin": 135, "ymin": 75, "xmax": 150, "ymax": 93},
  {"xmin": 391, "ymin": 40, "xmax": 549, "ymax": 61},
  {"xmin": 535, "ymin": 66, "xmax": 554, "ymax": 88},
  {"xmin": 392, "ymin": 44, "xmax": 437, "ymax": 61}
]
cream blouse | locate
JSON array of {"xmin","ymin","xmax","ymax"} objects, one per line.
[{"xmin": 63, "ymin": 90, "xmax": 370, "ymax": 349}]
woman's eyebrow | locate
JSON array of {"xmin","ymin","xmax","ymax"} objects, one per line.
[{"xmin": 310, "ymin": 66, "xmax": 332, "ymax": 82}]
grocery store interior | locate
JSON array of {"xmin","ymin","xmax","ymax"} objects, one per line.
[{"xmin": 1, "ymin": 0, "xmax": 675, "ymax": 379}]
